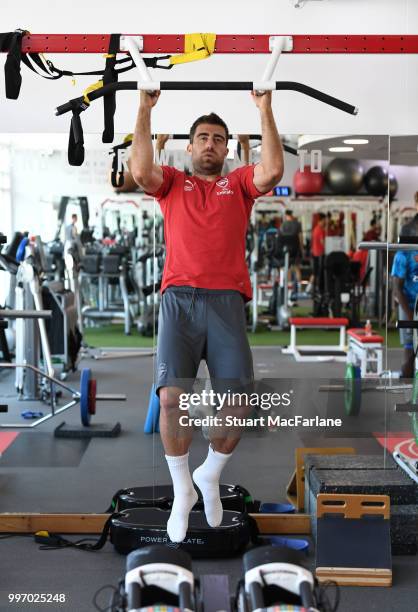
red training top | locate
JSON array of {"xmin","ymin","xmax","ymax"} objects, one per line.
[
  {"xmin": 311, "ymin": 224, "xmax": 326, "ymax": 257},
  {"xmin": 149, "ymin": 165, "xmax": 264, "ymax": 301},
  {"xmin": 351, "ymin": 250, "xmax": 369, "ymax": 281},
  {"xmin": 363, "ymin": 229, "xmax": 380, "ymax": 241}
]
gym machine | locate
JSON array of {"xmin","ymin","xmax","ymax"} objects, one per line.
[
  {"xmin": 135, "ymin": 211, "xmax": 164, "ymax": 337},
  {"xmin": 55, "ymin": 195, "xmax": 91, "ymax": 244},
  {"xmin": 1, "ymin": 235, "xmax": 125, "ymax": 432},
  {"xmin": 19, "ymin": 236, "xmax": 81, "ymax": 378},
  {"xmin": 105, "ymin": 543, "xmax": 331, "ymax": 612},
  {"xmin": 262, "ymin": 231, "xmax": 292, "ymax": 330},
  {"xmin": 237, "ymin": 545, "xmax": 321, "ymax": 612},
  {"xmin": 313, "ymin": 251, "xmax": 366, "ymax": 324},
  {"xmin": 80, "ymin": 243, "xmax": 140, "ymax": 336},
  {"xmin": 0, "ymin": 235, "xmax": 95, "ymax": 430},
  {"xmin": 0, "ymin": 231, "xmax": 21, "ymax": 361}
]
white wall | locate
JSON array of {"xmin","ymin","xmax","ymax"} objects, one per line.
[
  {"xmin": 390, "ymin": 164, "xmax": 418, "ymax": 204},
  {"xmin": 9, "ymin": 143, "xmax": 124, "ymax": 239},
  {"xmin": 4, "ymin": 128, "xmax": 415, "ymax": 239},
  {"xmin": 1, "ymin": 0, "xmax": 418, "ymax": 134}
]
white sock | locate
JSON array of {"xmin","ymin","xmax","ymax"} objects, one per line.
[
  {"xmin": 193, "ymin": 446, "xmax": 232, "ymax": 527},
  {"xmin": 165, "ymin": 453, "xmax": 198, "ymax": 543}
]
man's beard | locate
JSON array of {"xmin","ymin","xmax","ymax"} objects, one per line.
[{"xmin": 192, "ymin": 155, "xmax": 224, "ymax": 176}]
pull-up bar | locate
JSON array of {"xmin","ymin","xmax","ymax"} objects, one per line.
[
  {"xmin": 57, "ymin": 79, "xmax": 356, "ymax": 167},
  {"xmin": 13, "ymin": 33, "xmax": 418, "ymax": 54},
  {"xmin": 55, "ymin": 81, "xmax": 358, "ymax": 117},
  {"xmin": 49, "ymin": 34, "xmax": 359, "ymax": 167}
]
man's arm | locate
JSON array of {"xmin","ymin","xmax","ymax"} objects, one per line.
[
  {"xmin": 252, "ymin": 92, "xmax": 284, "ymax": 193},
  {"xmin": 393, "ymin": 277, "xmax": 413, "ymax": 319},
  {"xmin": 128, "ymin": 91, "xmax": 164, "ymax": 194}
]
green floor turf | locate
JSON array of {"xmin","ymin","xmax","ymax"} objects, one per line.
[
  {"xmin": 84, "ymin": 325, "xmax": 155, "ymax": 348},
  {"xmin": 84, "ymin": 323, "xmax": 402, "ymax": 349}
]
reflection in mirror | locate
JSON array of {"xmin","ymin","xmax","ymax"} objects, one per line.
[
  {"xmin": 2, "ymin": 131, "xmax": 416, "ymax": 566},
  {"xmin": 139, "ymin": 131, "xmax": 397, "ymax": 525},
  {"xmin": 0, "ymin": 132, "xmax": 154, "ymax": 510},
  {"xmin": 387, "ymin": 135, "xmax": 418, "ymax": 485}
]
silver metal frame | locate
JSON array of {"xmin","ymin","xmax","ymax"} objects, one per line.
[{"xmin": 0, "ymin": 362, "xmax": 126, "ymax": 428}]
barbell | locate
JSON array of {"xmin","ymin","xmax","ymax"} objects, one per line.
[
  {"xmin": 0, "ymin": 362, "xmax": 126, "ymax": 428},
  {"xmin": 320, "ymin": 369, "xmax": 414, "ymax": 417}
]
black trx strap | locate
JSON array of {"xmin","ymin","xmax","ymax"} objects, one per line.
[
  {"xmin": 102, "ymin": 34, "xmax": 120, "ymax": 143},
  {"xmin": 1, "ymin": 28, "xmax": 173, "ymax": 102},
  {"xmin": 20, "ymin": 53, "xmax": 172, "ymax": 82},
  {"xmin": 0, "ymin": 29, "xmax": 26, "ymax": 99},
  {"xmin": 67, "ymin": 98, "xmax": 89, "ymax": 166},
  {"xmin": 111, "ymin": 151, "xmax": 124, "ymax": 189},
  {"xmin": 19, "ymin": 53, "xmax": 170, "ymax": 81},
  {"xmin": 109, "ymin": 138, "xmax": 133, "ymax": 188}
]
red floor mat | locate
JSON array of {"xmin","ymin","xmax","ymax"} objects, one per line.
[
  {"xmin": 374, "ymin": 431, "xmax": 418, "ymax": 459},
  {"xmin": 0, "ymin": 432, "xmax": 19, "ymax": 455}
]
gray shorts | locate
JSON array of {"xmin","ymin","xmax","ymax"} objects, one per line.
[
  {"xmin": 156, "ymin": 286, "xmax": 253, "ymax": 394},
  {"xmin": 398, "ymin": 306, "xmax": 414, "ymax": 348}
]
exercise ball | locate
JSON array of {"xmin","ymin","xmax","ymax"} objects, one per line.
[
  {"xmin": 364, "ymin": 166, "xmax": 393, "ymax": 197},
  {"xmin": 324, "ymin": 158, "xmax": 364, "ymax": 195},
  {"xmin": 293, "ymin": 166, "xmax": 324, "ymax": 195}
]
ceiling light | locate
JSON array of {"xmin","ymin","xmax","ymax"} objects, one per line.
[
  {"xmin": 329, "ymin": 147, "xmax": 354, "ymax": 153},
  {"xmin": 343, "ymin": 139, "xmax": 369, "ymax": 145}
]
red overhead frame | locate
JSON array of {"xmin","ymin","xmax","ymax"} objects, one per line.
[{"xmin": 19, "ymin": 33, "xmax": 418, "ymax": 54}]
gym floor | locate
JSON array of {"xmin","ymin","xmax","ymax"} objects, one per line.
[{"xmin": 0, "ymin": 344, "xmax": 417, "ymax": 612}]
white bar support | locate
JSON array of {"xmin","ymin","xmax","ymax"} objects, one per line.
[
  {"xmin": 122, "ymin": 36, "xmax": 153, "ymax": 82},
  {"xmin": 252, "ymin": 80, "xmax": 277, "ymax": 91},
  {"xmin": 267, "ymin": 36, "xmax": 293, "ymax": 63},
  {"xmin": 137, "ymin": 81, "xmax": 162, "ymax": 91},
  {"xmin": 119, "ymin": 35, "xmax": 144, "ymax": 52},
  {"xmin": 257, "ymin": 36, "xmax": 292, "ymax": 95}
]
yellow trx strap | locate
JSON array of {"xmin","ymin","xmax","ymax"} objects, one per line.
[
  {"xmin": 83, "ymin": 80, "xmax": 104, "ymax": 104},
  {"xmin": 169, "ymin": 33, "xmax": 216, "ymax": 66}
]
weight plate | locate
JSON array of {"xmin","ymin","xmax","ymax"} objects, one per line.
[
  {"xmin": 80, "ymin": 368, "xmax": 92, "ymax": 426},
  {"xmin": 88, "ymin": 379, "xmax": 97, "ymax": 416},
  {"xmin": 344, "ymin": 363, "xmax": 361, "ymax": 416}
]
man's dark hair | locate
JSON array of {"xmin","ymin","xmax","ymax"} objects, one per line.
[
  {"xmin": 71, "ymin": 214, "xmax": 78, "ymax": 220},
  {"xmin": 285, "ymin": 209, "xmax": 293, "ymax": 217},
  {"xmin": 189, "ymin": 113, "xmax": 229, "ymax": 143},
  {"xmin": 318, "ymin": 213, "xmax": 326, "ymax": 221}
]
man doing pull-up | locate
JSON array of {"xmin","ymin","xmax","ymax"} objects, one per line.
[{"xmin": 130, "ymin": 90, "xmax": 284, "ymax": 543}]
